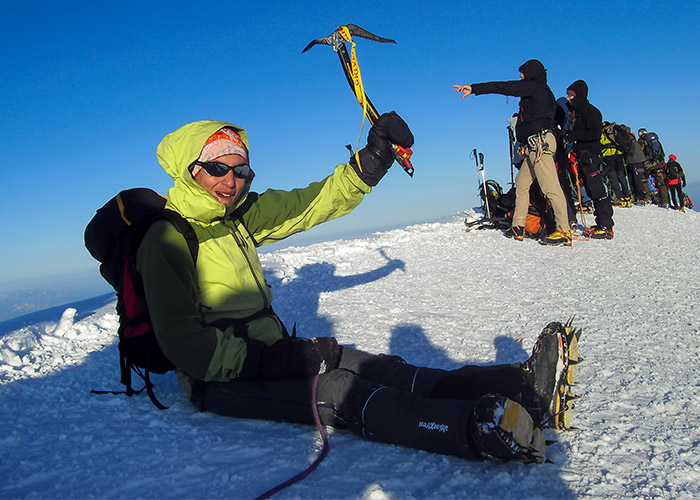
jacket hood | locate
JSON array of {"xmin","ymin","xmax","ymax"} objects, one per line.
[
  {"xmin": 567, "ymin": 80, "xmax": 589, "ymax": 109},
  {"xmin": 518, "ymin": 59, "xmax": 547, "ymax": 83},
  {"xmin": 156, "ymin": 120, "xmax": 253, "ymax": 223}
]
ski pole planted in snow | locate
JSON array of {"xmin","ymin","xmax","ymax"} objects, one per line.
[
  {"xmin": 302, "ymin": 24, "xmax": 414, "ymax": 177},
  {"xmin": 471, "ymin": 148, "xmax": 491, "ymax": 219},
  {"xmin": 507, "ymin": 123, "xmax": 516, "ymax": 187}
]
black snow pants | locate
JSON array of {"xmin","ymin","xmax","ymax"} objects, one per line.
[
  {"xmin": 668, "ymin": 183, "xmax": 685, "ymax": 208},
  {"xmin": 191, "ymin": 346, "xmax": 526, "ymax": 461},
  {"xmin": 603, "ymin": 154, "xmax": 631, "ymax": 200},
  {"xmin": 577, "ymin": 149, "xmax": 614, "ymax": 228},
  {"xmin": 628, "ymin": 161, "xmax": 647, "ymax": 201}
]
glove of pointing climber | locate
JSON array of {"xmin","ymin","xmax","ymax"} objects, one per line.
[{"xmin": 350, "ymin": 111, "xmax": 414, "ymax": 186}]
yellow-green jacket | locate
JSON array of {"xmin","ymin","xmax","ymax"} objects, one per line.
[
  {"xmin": 601, "ymin": 131, "xmax": 622, "ymax": 157},
  {"xmin": 137, "ymin": 120, "xmax": 372, "ymax": 396}
]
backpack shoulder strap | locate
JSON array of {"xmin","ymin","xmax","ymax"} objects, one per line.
[
  {"xmin": 129, "ymin": 208, "xmax": 199, "ymax": 264},
  {"xmin": 160, "ymin": 209, "xmax": 199, "ymax": 263}
]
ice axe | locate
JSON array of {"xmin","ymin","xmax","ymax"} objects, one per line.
[{"xmin": 302, "ymin": 24, "xmax": 414, "ymax": 177}]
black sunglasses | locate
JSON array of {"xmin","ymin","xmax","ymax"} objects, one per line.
[{"xmin": 194, "ymin": 161, "xmax": 252, "ymax": 179}]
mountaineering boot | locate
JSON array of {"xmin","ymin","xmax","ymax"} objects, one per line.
[
  {"xmin": 505, "ymin": 225, "xmax": 525, "ymax": 241},
  {"xmin": 542, "ymin": 230, "xmax": 572, "ymax": 246},
  {"xmin": 557, "ymin": 320, "xmax": 583, "ymax": 430},
  {"xmin": 522, "ymin": 320, "xmax": 585, "ymax": 430},
  {"xmin": 468, "ymin": 394, "xmax": 546, "ymax": 464},
  {"xmin": 521, "ymin": 322, "xmax": 569, "ymax": 429},
  {"xmin": 583, "ymin": 225, "xmax": 613, "ymax": 240}
]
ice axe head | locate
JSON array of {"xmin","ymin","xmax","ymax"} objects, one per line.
[
  {"xmin": 301, "ymin": 24, "xmax": 396, "ymax": 53},
  {"xmin": 301, "ymin": 25, "xmax": 413, "ymax": 178}
]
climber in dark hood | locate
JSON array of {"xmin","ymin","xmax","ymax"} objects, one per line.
[
  {"xmin": 453, "ymin": 60, "xmax": 572, "ymax": 244},
  {"xmin": 566, "ymin": 80, "xmax": 589, "ymax": 110},
  {"xmin": 565, "ymin": 79, "xmax": 614, "ymax": 234},
  {"xmin": 565, "ymin": 79, "xmax": 602, "ymax": 153},
  {"xmin": 519, "ymin": 59, "xmax": 548, "ymax": 83},
  {"xmin": 453, "ymin": 59, "xmax": 556, "ymax": 142}
]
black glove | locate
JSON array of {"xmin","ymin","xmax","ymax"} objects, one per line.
[
  {"xmin": 350, "ymin": 111, "xmax": 414, "ymax": 186},
  {"xmin": 682, "ymin": 178, "xmax": 686, "ymax": 187},
  {"xmin": 239, "ymin": 337, "xmax": 341, "ymax": 380}
]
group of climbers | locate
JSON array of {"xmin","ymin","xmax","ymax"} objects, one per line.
[
  {"xmin": 455, "ymin": 63, "xmax": 617, "ymax": 245},
  {"xmin": 455, "ymin": 60, "xmax": 690, "ymax": 246},
  {"xmin": 600, "ymin": 124, "xmax": 687, "ymax": 211}
]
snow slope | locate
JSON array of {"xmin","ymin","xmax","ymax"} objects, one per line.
[{"xmin": 1, "ymin": 205, "xmax": 699, "ymax": 499}]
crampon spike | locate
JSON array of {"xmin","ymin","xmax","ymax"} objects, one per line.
[{"xmin": 573, "ymin": 327, "xmax": 583, "ymax": 342}]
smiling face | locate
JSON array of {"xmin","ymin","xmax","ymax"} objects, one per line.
[{"xmin": 193, "ymin": 154, "xmax": 248, "ymax": 208}]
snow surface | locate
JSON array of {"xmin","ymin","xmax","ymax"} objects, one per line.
[{"xmin": 1, "ymin": 204, "xmax": 699, "ymax": 499}]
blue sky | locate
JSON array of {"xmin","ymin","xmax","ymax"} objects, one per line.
[{"xmin": 1, "ymin": 0, "xmax": 698, "ymax": 288}]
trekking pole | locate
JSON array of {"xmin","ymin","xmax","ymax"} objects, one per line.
[
  {"xmin": 471, "ymin": 148, "xmax": 491, "ymax": 219},
  {"xmin": 302, "ymin": 24, "xmax": 414, "ymax": 177},
  {"xmin": 478, "ymin": 152, "xmax": 492, "ymax": 219},
  {"xmin": 570, "ymin": 155, "xmax": 587, "ymax": 230},
  {"xmin": 507, "ymin": 125, "xmax": 515, "ymax": 187},
  {"xmin": 470, "ymin": 148, "xmax": 481, "ymax": 210}
]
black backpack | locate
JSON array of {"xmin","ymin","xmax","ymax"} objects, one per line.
[
  {"xmin": 469, "ymin": 179, "xmax": 552, "ymax": 239},
  {"xmin": 666, "ymin": 160, "xmax": 682, "ymax": 180},
  {"xmin": 85, "ymin": 188, "xmax": 199, "ymax": 409},
  {"xmin": 479, "ymin": 179, "xmax": 507, "ymax": 219},
  {"xmin": 642, "ymin": 132, "xmax": 665, "ymax": 161},
  {"xmin": 605, "ymin": 123, "xmax": 634, "ymax": 154}
]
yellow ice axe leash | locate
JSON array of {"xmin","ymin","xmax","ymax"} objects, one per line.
[{"xmin": 338, "ymin": 26, "xmax": 370, "ymax": 171}]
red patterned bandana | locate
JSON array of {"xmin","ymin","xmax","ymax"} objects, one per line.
[{"xmin": 199, "ymin": 128, "xmax": 248, "ymax": 162}]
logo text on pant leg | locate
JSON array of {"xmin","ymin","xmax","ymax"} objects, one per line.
[{"xmin": 418, "ymin": 421, "xmax": 449, "ymax": 433}]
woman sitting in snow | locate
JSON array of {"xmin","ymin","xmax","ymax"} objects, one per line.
[{"xmin": 138, "ymin": 115, "xmax": 574, "ymax": 464}]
